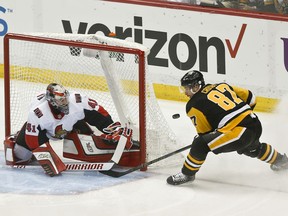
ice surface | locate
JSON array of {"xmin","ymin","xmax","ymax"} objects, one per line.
[{"xmin": 1, "ymin": 78, "xmax": 288, "ymax": 216}]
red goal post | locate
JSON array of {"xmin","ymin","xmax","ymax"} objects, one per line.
[{"xmin": 3, "ymin": 33, "xmax": 178, "ymax": 167}]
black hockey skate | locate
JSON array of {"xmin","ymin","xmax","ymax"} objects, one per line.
[
  {"xmin": 167, "ymin": 172, "xmax": 195, "ymax": 185},
  {"xmin": 270, "ymin": 154, "xmax": 288, "ymax": 171}
]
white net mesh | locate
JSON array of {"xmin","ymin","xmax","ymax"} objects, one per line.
[{"xmin": 6, "ymin": 33, "xmax": 178, "ymax": 164}]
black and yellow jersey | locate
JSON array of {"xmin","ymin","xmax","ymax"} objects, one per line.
[{"xmin": 186, "ymin": 83, "xmax": 256, "ymax": 134}]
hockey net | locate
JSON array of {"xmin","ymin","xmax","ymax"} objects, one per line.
[{"xmin": 3, "ymin": 33, "xmax": 179, "ymax": 167}]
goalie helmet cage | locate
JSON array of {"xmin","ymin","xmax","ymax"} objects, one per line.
[{"xmin": 3, "ymin": 32, "xmax": 179, "ymax": 168}]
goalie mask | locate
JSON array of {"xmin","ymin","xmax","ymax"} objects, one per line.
[
  {"xmin": 180, "ymin": 70, "xmax": 205, "ymax": 95},
  {"xmin": 46, "ymin": 83, "xmax": 70, "ymax": 114}
]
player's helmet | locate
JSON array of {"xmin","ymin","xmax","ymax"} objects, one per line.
[
  {"xmin": 180, "ymin": 70, "xmax": 205, "ymax": 88},
  {"xmin": 46, "ymin": 83, "xmax": 70, "ymax": 114}
]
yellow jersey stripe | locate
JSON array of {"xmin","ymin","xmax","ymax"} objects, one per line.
[
  {"xmin": 218, "ymin": 104, "xmax": 251, "ymax": 128},
  {"xmin": 187, "ymin": 107, "xmax": 212, "ymax": 134},
  {"xmin": 208, "ymin": 127, "xmax": 246, "ymax": 151},
  {"xmin": 218, "ymin": 109, "xmax": 252, "ymax": 133}
]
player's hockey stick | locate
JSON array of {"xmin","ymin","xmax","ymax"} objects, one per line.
[{"xmin": 100, "ymin": 143, "xmax": 192, "ymax": 178}]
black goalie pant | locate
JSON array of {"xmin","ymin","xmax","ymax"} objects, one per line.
[{"xmin": 181, "ymin": 114, "xmax": 273, "ymax": 176}]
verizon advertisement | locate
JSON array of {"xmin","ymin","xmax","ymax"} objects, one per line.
[{"xmin": 1, "ymin": 0, "xmax": 288, "ymax": 99}]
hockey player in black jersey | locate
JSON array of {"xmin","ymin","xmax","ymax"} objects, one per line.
[{"xmin": 167, "ymin": 70, "xmax": 288, "ymax": 185}]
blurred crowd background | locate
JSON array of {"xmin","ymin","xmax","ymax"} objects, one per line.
[{"xmin": 168, "ymin": 0, "xmax": 288, "ymax": 15}]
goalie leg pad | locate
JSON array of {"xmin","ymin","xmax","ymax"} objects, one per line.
[
  {"xmin": 4, "ymin": 135, "xmax": 17, "ymax": 165},
  {"xmin": 4, "ymin": 135, "xmax": 33, "ymax": 165},
  {"xmin": 14, "ymin": 144, "xmax": 33, "ymax": 164},
  {"xmin": 33, "ymin": 143, "xmax": 66, "ymax": 176}
]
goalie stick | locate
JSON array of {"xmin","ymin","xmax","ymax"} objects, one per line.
[
  {"xmin": 100, "ymin": 143, "xmax": 193, "ymax": 178},
  {"xmin": 9, "ymin": 132, "xmax": 127, "ymax": 173},
  {"xmin": 11, "ymin": 161, "xmax": 115, "ymax": 171}
]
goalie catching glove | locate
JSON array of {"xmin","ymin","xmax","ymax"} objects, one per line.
[{"xmin": 101, "ymin": 122, "xmax": 134, "ymax": 150}]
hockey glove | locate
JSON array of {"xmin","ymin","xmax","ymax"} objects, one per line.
[
  {"xmin": 103, "ymin": 121, "xmax": 122, "ymax": 134},
  {"xmin": 101, "ymin": 121, "xmax": 122, "ymax": 144},
  {"xmin": 101, "ymin": 122, "xmax": 134, "ymax": 149}
]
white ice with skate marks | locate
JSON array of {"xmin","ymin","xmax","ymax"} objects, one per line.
[
  {"xmin": 1, "ymin": 77, "xmax": 288, "ymax": 215},
  {"xmin": 0, "ymin": 150, "xmax": 152, "ymax": 195}
]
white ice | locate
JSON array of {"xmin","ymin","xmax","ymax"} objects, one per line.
[{"xmin": 0, "ymin": 78, "xmax": 288, "ymax": 216}]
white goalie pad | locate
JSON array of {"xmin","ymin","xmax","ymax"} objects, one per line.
[
  {"xmin": 63, "ymin": 134, "xmax": 116, "ymax": 156},
  {"xmin": 63, "ymin": 132, "xmax": 139, "ymax": 165}
]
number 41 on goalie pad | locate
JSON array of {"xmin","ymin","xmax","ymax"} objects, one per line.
[{"xmin": 63, "ymin": 131, "xmax": 142, "ymax": 167}]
